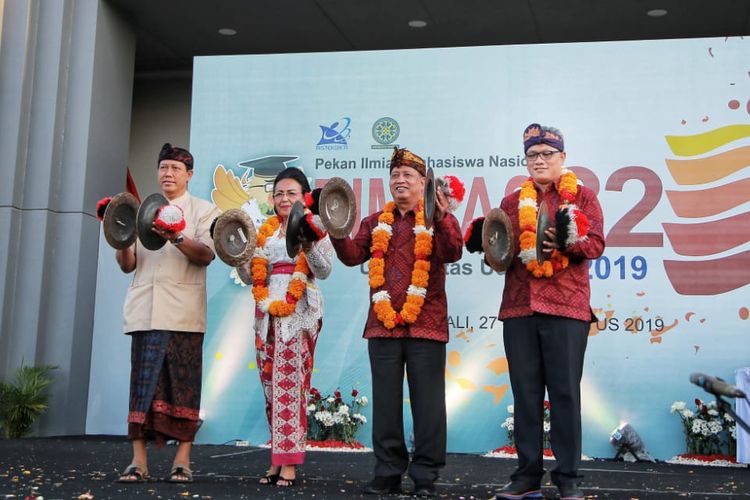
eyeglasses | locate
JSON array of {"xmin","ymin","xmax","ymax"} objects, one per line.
[
  {"xmin": 272, "ymin": 190, "xmax": 301, "ymax": 200},
  {"xmin": 525, "ymin": 150, "xmax": 561, "ymax": 161}
]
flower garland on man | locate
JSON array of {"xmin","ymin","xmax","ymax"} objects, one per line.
[
  {"xmin": 464, "ymin": 124, "xmax": 605, "ymax": 500},
  {"xmin": 328, "ymin": 147, "xmax": 464, "ymax": 496}
]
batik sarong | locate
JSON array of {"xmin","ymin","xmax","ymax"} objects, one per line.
[{"xmin": 127, "ymin": 330, "xmax": 203, "ymax": 447}]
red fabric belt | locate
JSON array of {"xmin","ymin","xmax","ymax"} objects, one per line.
[{"xmin": 271, "ymin": 263, "xmax": 296, "ymax": 275}]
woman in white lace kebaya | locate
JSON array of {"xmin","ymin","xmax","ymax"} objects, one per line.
[{"xmin": 249, "ymin": 167, "xmax": 333, "ymax": 488}]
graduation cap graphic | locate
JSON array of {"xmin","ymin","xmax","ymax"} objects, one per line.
[
  {"xmin": 238, "ymin": 155, "xmax": 299, "ymax": 178},
  {"xmin": 212, "ymin": 155, "xmax": 301, "ymax": 229}
]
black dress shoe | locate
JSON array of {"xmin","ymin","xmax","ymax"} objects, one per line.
[
  {"xmin": 557, "ymin": 483, "xmax": 584, "ymax": 500},
  {"xmin": 492, "ymin": 481, "xmax": 543, "ymax": 499},
  {"xmin": 413, "ymin": 479, "xmax": 437, "ymax": 497},
  {"xmin": 362, "ymin": 475, "xmax": 402, "ymax": 495}
]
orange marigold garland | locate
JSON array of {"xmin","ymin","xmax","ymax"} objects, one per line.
[
  {"xmin": 518, "ymin": 169, "xmax": 577, "ymax": 278},
  {"xmin": 251, "ymin": 215, "xmax": 310, "ymax": 317},
  {"xmin": 369, "ymin": 200, "xmax": 433, "ymax": 329}
]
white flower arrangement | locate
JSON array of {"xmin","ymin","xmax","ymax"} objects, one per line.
[
  {"xmin": 502, "ymin": 400, "xmax": 552, "ymax": 449},
  {"xmin": 307, "ymin": 387, "xmax": 368, "ymax": 445},
  {"xmin": 671, "ymin": 398, "xmax": 737, "ymax": 457}
]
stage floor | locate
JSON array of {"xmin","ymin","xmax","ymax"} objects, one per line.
[{"xmin": 0, "ymin": 436, "xmax": 747, "ymax": 499}]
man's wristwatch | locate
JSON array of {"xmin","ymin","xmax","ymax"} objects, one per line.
[{"xmin": 172, "ymin": 234, "xmax": 185, "ymax": 246}]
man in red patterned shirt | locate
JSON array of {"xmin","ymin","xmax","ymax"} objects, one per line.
[
  {"xmin": 466, "ymin": 124, "xmax": 604, "ymax": 500},
  {"xmin": 330, "ymin": 148, "xmax": 463, "ymax": 497}
]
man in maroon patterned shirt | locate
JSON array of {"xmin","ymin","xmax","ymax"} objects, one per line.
[
  {"xmin": 466, "ymin": 124, "xmax": 604, "ymax": 500},
  {"xmin": 330, "ymin": 148, "xmax": 463, "ymax": 496}
]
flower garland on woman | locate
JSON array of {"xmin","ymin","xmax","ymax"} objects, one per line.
[{"xmin": 251, "ymin": 215, "xmax": 311, "ymax": 317}]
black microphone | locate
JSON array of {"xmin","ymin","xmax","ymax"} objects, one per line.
[{"xmin": 690, "ymin": 373, "xmax": 746, "ymax": 398}]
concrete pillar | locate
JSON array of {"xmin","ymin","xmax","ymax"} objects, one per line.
[{"xmin": 0, "ymin": 0, "xmax": 135, "ymax": 435}]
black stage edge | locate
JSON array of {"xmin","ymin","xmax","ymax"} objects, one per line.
[{"xmin": 0, "ymin": 436, "xmax": 748, "ymax": 499}]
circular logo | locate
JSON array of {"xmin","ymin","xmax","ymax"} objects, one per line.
[{"xmin": 371, "ymin": 117, "xmax": 400, "ymax": 145}]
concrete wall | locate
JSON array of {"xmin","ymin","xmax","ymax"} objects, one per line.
[
  {"xmin": 0, "ymin": 0, "xmax": 135, "ymax": 436},
  {"xmin": 127, "ymin": 76, "xmax": 192, "ymax": 197}
]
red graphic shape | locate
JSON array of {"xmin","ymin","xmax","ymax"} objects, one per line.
[
  {"xmin": 728, "ymin": 100, "xmax": 740, "ymax": 110},
  {"xmin": 663, "ymin": 211, "xmax": 750, "ymax": 256},
  {"xmin": 665, "ymin": 178, "xmax": 750, "ymax": 218},
  {"xmin": 740, "ymin": 307, "xmax": 749, "ymax": 320},
  {"xmin": 665, "ymin": 146, "xmax": 750, "ymax": 185},
  {"xmin": 664, "ymin": 249, "xmax": 750, "ymax": 295}
]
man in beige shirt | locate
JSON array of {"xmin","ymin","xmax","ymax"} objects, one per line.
[{"xmin": 114, "ymin": 143, "xmax": 220, "ymax": 484}]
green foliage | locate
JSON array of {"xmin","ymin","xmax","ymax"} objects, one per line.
[{"xmin": 0, "ymin": 364, "xmax": 58, "ymax": 438}]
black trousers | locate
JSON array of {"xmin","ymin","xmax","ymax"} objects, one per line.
[
  {"xmin": 503, "ymin": 314, "xmax": 589, "ymax": 487},
  {"xmin": 368, "ymin": 337, "xmax": 446, "ymax": 482}
]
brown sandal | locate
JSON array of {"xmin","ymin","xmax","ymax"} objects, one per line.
[
  {"xmin": 117, "ymin": 464, "xmax": 148, "ymax": 483},
  {"xmin": 166, "ymin": 464, "xmax": 193, "ymax": 483}
]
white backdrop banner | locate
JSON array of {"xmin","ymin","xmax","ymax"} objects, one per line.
[{"xmin": 169, "ymin": 37, "xmax": 750, "ymax": 459}]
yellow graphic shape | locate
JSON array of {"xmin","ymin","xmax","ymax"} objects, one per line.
[
  {"xmin": 486, "ymin": 357, "xmax": 509, "ymax": 376},
  {"xmin": 455, "ymin": 326, "xmax": 477, "ymax": 342},
  {"xmin": 482, "ymin": 384, "xmax": 509, "ymax": 404},
  {"xmin": 665, "ymin": 124, "xmax": 750, "ymax": 156},
  {"xmin": 665, "ymin": 146, "xmax": 750, "ymax": 185},
  {"xmin": 212, "ymin": 165, "xmax": 250, "ymax": 212},
  {"xmin": 649, "ymin": 319, "xmax": 679, "ymax": 344},
  {"xmin": 248, "ymin": 362, "xmax": 256, "ymax": 370},
  {"xmin": 215, "ymin": 352, "xmax": 223, "ymax": 360},
  {"xmin": 455, "ymin": 378, "xmax": 477, "ymax": 391},
  {"xmin": 447, "ymin": 350, "xmax": 461, "ymax": 367}
]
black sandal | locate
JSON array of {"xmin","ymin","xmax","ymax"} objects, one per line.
[
  {"xmin": 259, "ymin": 472, "xmax": 280, "ymax": 485},
  {"xmin": 277, "ymin": 476, "xmax": 296, "ymax": 487}
]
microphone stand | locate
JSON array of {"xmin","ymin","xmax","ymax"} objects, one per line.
[{"xmin": 714, "ymin": 394, "xmax": 750, "ymax": 435}]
